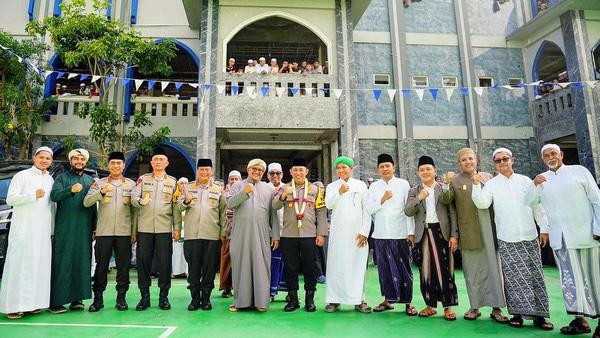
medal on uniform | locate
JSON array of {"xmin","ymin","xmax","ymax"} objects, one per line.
[
  {"xmin": 103, "ymin": 196, "xmax": 111, "ymax": 203},
  {"xmin": 462, "ymin": 184, "xmax": 467, "ymax": 190}
]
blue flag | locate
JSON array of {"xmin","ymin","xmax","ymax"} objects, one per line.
[
  {"xmin": 372, "ymin": 88, "xmax": 382, "ymax": 102},
  {"xmin": 148, "ymin": 80, "xmax": 156, "ymax": 89},
  {"xmin": 429, "ymin": 88, "xmax": 439, "ymax": 100},
  {"xmin": 291, "ymin": 87, "xmax": 299, "ymax": 96},
  {"xmin": 80, "ymin": 74, "xmax": 89, "ymax": 81},
  {"xmin": 104, "ymin": 76, "xmax": 113, "ymax": 86},
  {"xmin": 261, "ymin": 86, "xmax": 269, "ymax": 96},
  {"xmin": 175, "ymin": 82, "xmax": 183, "ymax": 91},
  {"xmin": 231, "ymin": 85, "xmax": 239, "ymax": 95},
  {"xmin": 459, "ymin": 87, "xmax": 469, "ymax": 96},
  {"xmin": 401, "ymin": 89, "xmax": 411, "ymax": 97},
  {"xmin": 121, "ymin": 78, "xmax": 131, "ymax": 86},
  {"xmin": 203, "ymin": 83, "xmax": 211, "ymax": 90},
  {"xmin": 57, "ymin": 71, "xmax": 65, "ymax": 78},
  {"xmin": 319, "ymin": 88, "xmax": 329, "ymax": 94},
  {"xmin": 574, "ymin": 82, "xmax": 584, "ymax": 90}
]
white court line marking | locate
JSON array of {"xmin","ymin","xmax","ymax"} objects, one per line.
[{"xmin": 0, "ymin": 322, "xmax": 177, "ymax": 338}]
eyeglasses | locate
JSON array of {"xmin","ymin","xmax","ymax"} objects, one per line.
[
  {"xmin": 268, "ymin": 172, "xmax": 282, "ymax": 176},
  {"xmin": 493, "ymin": 157, "xmax": 511, "ymax": 164},
  {"xmin": 249, "ymin": 167, "xmax": 265, "ymax": 173}
]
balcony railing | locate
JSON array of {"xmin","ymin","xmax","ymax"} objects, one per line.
[
  {"xmin": 216, "ymin": 73, "xmax": 340, "ymax": 129},
  {"xmin": 531, "ymin": 87, "xmax": 576, "ymax": 140},
  {"xmin": 42, "ymin": 95, "xmax": 99, "ymax": 135},
  {"xmin": 130, "ymin": 96, "xmax": 199, "ymax": 137}
]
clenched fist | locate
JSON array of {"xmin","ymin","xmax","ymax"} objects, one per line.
[
  {"xmin": 71, "ymin": 183, "xmax": 83, "ymax": 193},
  {"xmin": 244, "ymin": 183, "xmax": 254, "ymax": 194},
  {"xmin": 443, "ymin": 171, "xmax": 455, "ymax": 184},
  {"xmin": 339, "ymin": 183, "xmax": 349, "ymax": 194},
  {"xmin": 472, "ymin": 174, "xmax": 481, "ymax": 185},
  {"xmin": 380, "ymin": 190, "xmax": 393, "ymax": 204},
  {"xmin": 35, "ymin": 189, "xmax": 45, "ymax": 199},
  {"xmin": 533, "ymin": 174, "xmax": 546, "ymax": 187},
  {"xmin": 101, "ymin": 183, "xmax": 114, "ymax": 194},
  {"xmin": 417, "ymin": 189, "xmax": 429, "ymax": 201}
]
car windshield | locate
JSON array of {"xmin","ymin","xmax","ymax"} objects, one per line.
[{"xmin": 0, "ymin": 179, "xmax": 10, "ymax": 200}]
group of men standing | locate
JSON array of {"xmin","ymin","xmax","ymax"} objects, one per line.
[{"xmin": 2, "ymin": 143, "xmax": 600, "ymax": 338}]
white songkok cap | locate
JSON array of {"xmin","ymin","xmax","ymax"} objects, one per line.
[
  {"xmin": 247, "ymin": 158, "xmax": 266, "ymax": 171},
  {"xmin": 541, "ymin": 143, "xmax": 561, "ymax": 156},
  {"xmin": 247, "ymin": 59, "xmax": 253, "ymax": 63},
  {"xmin": 34, "ymin": 146, "xmax": 53, "ymax": 157},
  {"xmin": 178, "ymin": 177, "xmax": 188, "ymax": 184},
  {"xmin": 259, "ymin": 57, "xmax": 266, "ymax": 61},
  {"xmin": 492, "ymin": 147, "xmax": 512, "ymax": 158},
  {"xmin": 267, "ymin": 163, "xmax": 282, "ymax": 173},
  {"xmin": 228, "ymin": 170, "xmax": 241, "ymax": 178},
  {"xmin": 68, "ymin": 148, "xmax": 90, "ymax": 161},
  {"xmin": 228, "ymin": 58, "xmax": 235, "ymax": 62},
  {"xmin": 271, "ymin": 58, "xmax": 277, "ymax": 62}
]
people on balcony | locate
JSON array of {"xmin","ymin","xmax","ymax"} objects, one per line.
[
  {"xmin": 228, "ymin": 58, "xmax": 328, "ymax": 76},
  {"xmin": 280, "ymin": 61, "xmax": 290, "ymax": 74},
  {"xmin": 256, "ymin": 57, "xmax": 270, "ymax": 75},
  {"xmin": 226, "ymin": 58, "xmax": 241, "ymax": 75},
  {"xmin": 244, "ymin": 59, "xmax": 255, "ymax": 74}
]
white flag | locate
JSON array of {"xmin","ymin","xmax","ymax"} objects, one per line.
[
  {"xmin": 474, "ymin": 87, "xmax": 484, "ymax": 96},
  {"xmin": 216, "ymin": 84, "xmax": 225, "ymax": 94},
  {"xmin": 68, "ymin": 73, "xmax": 78, "ymax": 79},
  {"xmin": 445, "ymin": 88, "xmax": 454, "ymax": 100},
  {"xmin": 333, "ymin": 89, "xmax": 342, "ymax": 99},
  {"xmin": 387, "ymin": 89, "xmax": 396, "ymax": 103},
  {"xmin": 16, "ymin": 56, "xmax": 22, "ymax": 63},
  {"xmin": 44, "ymin": 70, "xmax": 54, "ymax": 79},
  {"xmin": 587, "ymin": 81, "xmax": 598, "ymax": 89},
  {"xmin": 91, "ymin": 75, "xmax": 101, "ymax": 83},
  {"xmin": 160, "ymin": 81, "xmax": 170, "ymax": 92},
  {"xmin": 189, "ymin": 83, "xmax": 199, "ymax": 88},
  {"xmin": 528, "ymin": 80, "xmax": 543, "ymax": 86},
  {"xmin": 415, "ymin": 89, "xmax": 425, "ymax": 101},
  {"xmin": 134, "ymin": 79, "xmax": 144, "ymax": 91},
  {"xmin": 276, "ymin": 87, "xmax": 286, "ymax": 98},
  {"xmin": 246, "ymin": 86, "xmax": 256, "ymax": 97},
  {"xmin": 502, "ymin": 85, "xmax": 513, "ymax": 90}
]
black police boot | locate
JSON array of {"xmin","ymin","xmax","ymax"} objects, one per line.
[
  {"xmin": 135, "ymin": 289, "xmax": 150, "ymax": 311},
  {"xmin": 115, "ymin": 290, "xmax": 128, "ymax": 311},
  {"xmin": 284, "ymin": 290, "xmax": 300, "ymax": 312},
  {"xmin": 188, "ymin": 289, "xmax": 201, "ymax": 311},
  {"xmin": 201, "ymin": 290, "xmax": 212, "ymax": 311},
  {"xmin": 88, "ymin": 291, "xmax": 104, "ymax": 312},
  {"xmin": 305, "ymin": 290, "xmax": 316, "ymax": 312},
  {"xmin": 158, "ymin": 289, "xmax": 171, "ymax": 310}
]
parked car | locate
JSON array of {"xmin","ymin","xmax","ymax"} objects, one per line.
[{"xmin": 0, "ymin": 160, "xmax": 108, "ymax": 277}]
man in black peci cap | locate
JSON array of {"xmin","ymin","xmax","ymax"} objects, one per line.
[{"xmin": 273, "ymin": 158, "xmax": 327, "ymax": 312}]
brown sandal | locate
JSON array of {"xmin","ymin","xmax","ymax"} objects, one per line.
[
  {"xmin": 418, "ymin": 307, "xmax": 437, "ymax": 317},
  {"xmin": 444, "ymin": 308, "xmax": 456, "ymax": 321},
  {"xmin": 228, "ymin": 305, "xmax": 238, "ymax": 312},
  {"xmin": 464, "ymin": 309, "xmax": 481, "ymax": 320},
  {"xmin": 373, "ymin": 302, "xmax": 394, "ymax": 312},
  {"xmin": 7, "ymin": 312, "xmax": 24, "ymax": 319}
]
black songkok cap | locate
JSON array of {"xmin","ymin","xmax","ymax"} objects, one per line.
[
  {"xmin": 197, "ymin": 158, "xmax": 213, "ymax": 168},
  {"xmin": 108, "ymin": 151, "xmax": 125, "ymax": 161},
  {"xmin": 152, "ymin": 147, "xmax": 167, "ymax": 157},
  {"xmin": 418, "ymin": 155, "xmax": 435, "ymax": 168},
  {"xmin": 377, "ymin": 153, "xmax": 394, "ymax": 166},
  {"xmin": 291, "ymin": 158, "xmax": 307, "ymax": 167}
]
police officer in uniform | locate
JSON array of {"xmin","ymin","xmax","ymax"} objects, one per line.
[
  {"xmin": 273, "ymin": 158, "xmax": 327, "ymax": 312},
  {"xmin": 178, "ymin": 158, "xmax": 226, "ymax": 311},
  {"xmin": 84, "ymin": 151, "xmax": 135, "ymax": 312},
  {"xmin": 132, "ymin": 147, "xmax": 182, "ymax": 310}
]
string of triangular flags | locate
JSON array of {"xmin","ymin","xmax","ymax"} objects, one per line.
[{"xmin": 3, "ymin": 44, "xmax": 599, "ymax": 103}]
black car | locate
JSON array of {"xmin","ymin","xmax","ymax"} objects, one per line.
[{"xmin": 0, "ymin": 160, "xmax": 108, "ymax": 276}]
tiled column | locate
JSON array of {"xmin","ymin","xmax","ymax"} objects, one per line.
[
  {"xmin": 197, "ymin": 0, "xmax": 219, "ymax": 161},
  {"xmin": 561, "ymin": 10, "xmax": 600, "ymax": 178},
  {"xmin": 335, "ymin": 0, "xmax": 360, "ymax": 173}
]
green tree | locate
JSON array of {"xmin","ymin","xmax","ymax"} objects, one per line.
[
  {"xmin": 0, "ymin": 30, "xmax": 51, "ymax": 160},
  {"xmin": 27, "ymin": 0, "xmax": 177, "ymax": 165}
]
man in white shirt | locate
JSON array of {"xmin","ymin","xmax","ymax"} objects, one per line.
[
  {"xmin": 367, "ymin": 154, "xmax": 416, "ymax": 316},
  {"xmin": 533, "ymin": 144, "xmax": 600, "ymax": 336},
  {"xmin": 405, "ymin": 155, "xmax": 459, "ymax": 321},
  {"xmin": 244, "ymin": 59, "xmax": 255, "ymax": 74},
  {"xmin": 255, "ymin": 57, "xmax": 270, "ymax": 75},
  {"xmin": 267, "ymin": 162, "xmax": 285, "ymax": 301},
  {"xmin": 472, "ymin": 147, "xmax": 553, "ymax": 330}
]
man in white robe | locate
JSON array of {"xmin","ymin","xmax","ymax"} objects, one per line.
[
  {"xmin": 324, "ymin": 156, "xmax": 372, "ymax": 313},
  {"xmin": 0, "ymin": 147, "xmax": 54, "ymax": 319}
]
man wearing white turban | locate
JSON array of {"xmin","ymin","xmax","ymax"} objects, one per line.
[
  {"xmin": 48, "ymin": 148, "xmax": 97, "ymax": 313},
  {"xmin": 0, "ymin": 147, "xmax": 54, "ymax": 319},
  {"xmin": 226, "ymin": 159, "xmax": 280, "ymax": 312}
]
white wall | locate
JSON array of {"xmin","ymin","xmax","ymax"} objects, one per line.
[
  {"xmin": 0, "ymin": 0, "xmax": 32, "ymax": 37},
  {"xmin": 133, "ymin": 0, "xmax": 198, "ymax": 39}
]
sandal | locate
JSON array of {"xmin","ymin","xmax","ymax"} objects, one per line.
[
  {"xmin": 405, "ymin": 304, "xmax": 418, "ymax": 316},
  {"xmin": 490, "ymin": 311, "xmax": 509, "ymax": 323},
  {"xmin": 418, "ymin": 307, "xmax": 437, "ymax": 317},
  {"xmin": 7, "ymin": 312, "xmax": 24, "ymax": 320},
  {"xmin": 560, "ymin": 319, "xmax": 591, "ymax": 335},
  {"xmin": 533, "ymin": 317, "xmax": 554, "ymax": 331},
  {"xmin": 373, "ymin": 302, "xmax": 394, "ymax": 312},
  {"xmin": 509, "ymin": 316, "xmax": 524, "ymax": 328},
  {"xmin": 256, "ymin": 307, "xmax": 267, "ymax": 312},
  {"xmin": 228, "ymin": 305, "xmax": 238, "ymax": 312},
  {"xmin": 464, "ymin": 309, "xmax": 481, "ymax": 320},
  {"xmin": 354, "ymin": 302, "xmax": 372, "ymax": 314},
  {"xmin": 444, "ymin": 308, "xmax": 456, "ymax": 321},
  {"xmin": 324, "ymin": 303, "xmax": 340, "ymax": 313}
]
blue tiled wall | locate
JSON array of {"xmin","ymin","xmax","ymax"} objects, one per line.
[
  {"xmin": 472, "ymin": 47, "xmax": 531, "ymax": 126},
  {"xmin": 354, "ymin": 43, "xmax": 396, "ymax": 125},
  {"xmin": 355, "ymin": 0, "xmax": 390, "ymax": 32},
  {"xmin": 406, "ymin": 45, "xmax": 467, "ymax": 126},
  {"xmin": 404, "ymin": 0, "xmax": 457, "ymax": 34},
  {"xmin": 467, "ymin": 0, "xmax": 519, "ymax": 36}
]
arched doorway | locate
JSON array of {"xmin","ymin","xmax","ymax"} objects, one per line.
[
  {"xmin": 225, "ymin": 16, "xmax": 329, "ymax": 71},
  {"xmin": 124, "ymin": 142, "xmax": 196, "ymax": 181},
  {"xmin": 532, "ymin": 41, "xmax": 568, "ymax": 83},
  {"xmin": 44, "ymin": 55, "xmax": 95, "ymax": 98}
]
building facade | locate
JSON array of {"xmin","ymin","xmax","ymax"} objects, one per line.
[{"xmin": 2, "ymin": 0, "xmax": 599, "ymax": 183}]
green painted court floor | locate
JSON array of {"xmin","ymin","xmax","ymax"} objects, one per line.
[{"xmin": 0, "ymin": 265, "xmax": 588, "ymax": 338}]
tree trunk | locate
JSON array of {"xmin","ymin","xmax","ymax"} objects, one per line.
[{"xmin": 18, "ymin": 142, "xmax": 28, "ymax": 160}]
